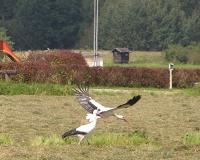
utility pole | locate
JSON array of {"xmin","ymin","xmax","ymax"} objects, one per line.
[{"xmin": 93, "ymin": 0, "xmax": 99, "ymax": 66}]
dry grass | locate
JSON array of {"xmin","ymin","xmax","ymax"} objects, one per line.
[
  {"xmin": 0, "ymin": 88, "xmax": 200, "ymax": 159},
  {"xmin": 101, "ymin": 50, "xmax": 200, "ymax": 68},
  {"xmin": 101, "ymin": 51, "xmax": 167, "ymax": 67}
]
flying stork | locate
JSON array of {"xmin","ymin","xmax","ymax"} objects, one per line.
[
  {"xmin": 73, "ymin": 86, "xmax": 141, "ymax": 122},
  {"xmin": 62, "ymin": 109, "xmax": 100, "ymax": 144}
]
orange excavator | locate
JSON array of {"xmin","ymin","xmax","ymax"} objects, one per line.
[{"xmin": 0, "ymin": 40, "xmax": 21, "ymax": 63}]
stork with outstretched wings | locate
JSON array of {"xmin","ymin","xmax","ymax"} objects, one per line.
[{"xmin": 73, "ymin": 86, "xmax": 141, "ymax": 122}]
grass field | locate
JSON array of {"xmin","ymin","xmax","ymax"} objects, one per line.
[
  {"xmin": 0, "ymin": 87, "xmax": 200, "ymax": 159},
  {"xmin": 101, "ymin": 51, "xmax": 200, "ymax": 68}
]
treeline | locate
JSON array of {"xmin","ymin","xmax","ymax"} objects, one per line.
[{"xmin": 0, "ymin": 0, "xmax": 200, "ymax": 50}]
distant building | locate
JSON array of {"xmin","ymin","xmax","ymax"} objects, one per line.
[{"xmin": 112, "ymin": 48, "xmax": 129, "ymax": 64}]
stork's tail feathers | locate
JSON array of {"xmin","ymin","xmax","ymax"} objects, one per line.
[{"xmin": 62, "ymin": 129, "xmax": 77, "ymax": 139}]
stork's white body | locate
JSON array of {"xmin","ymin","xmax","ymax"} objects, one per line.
[
  {"xmin": 77, "ymin": 115, "xmax": 98, "ymax": 133},
  {"xmin": 62, "ymin": 110, "xmax": 100, "ymax": 144}
]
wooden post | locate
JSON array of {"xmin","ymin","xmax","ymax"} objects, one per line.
[{"xmin": 5, "ymin": 73, "xmax": 10, "ymax": 81}]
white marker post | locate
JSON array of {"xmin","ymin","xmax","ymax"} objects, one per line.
[{"xmin": 168, "ymin": 63, "xmax": 174, "ymax": 89}]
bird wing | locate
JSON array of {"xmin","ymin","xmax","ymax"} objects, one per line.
[
  {"xmin": 73, "ymin": 86, "xmax": 108, "ymax": 113},
  {"xmin": 99, "ymin": 95, "xmax": 141, "ymax": 116}
]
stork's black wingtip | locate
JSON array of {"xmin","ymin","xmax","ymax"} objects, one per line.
[
  {"xmin": 127, "ymin": 95, "xmax": 142, "ymax": 106},
  {"xmin": 137, "ymin": 95, "xmax": 142, "ymax": 99}
]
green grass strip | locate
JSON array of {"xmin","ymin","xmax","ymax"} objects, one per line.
[
  {"xmin": 184, "ymin": 84, "xmax": 200, "ymax": 96},
  {"xmin": 183, "ymin": 132, "xmax": 200, "ymax": 145},
  {"xmin": 31, "ymin": 135, "xmax": 66, "ymax": 146},
  {"xmin": 31, "ymin": 131, "xmax": 159, "ymax": 147},
  {"xmin": 0, "ymin": 134, "xmax": 13, "ymax": 145},
  {"xmin": 0, "ymin": 81, "xmax": 73, "ymax": 96},
  {"xmin": 84, "ymin": 131, "xmax": 156, "ymax": 146}
]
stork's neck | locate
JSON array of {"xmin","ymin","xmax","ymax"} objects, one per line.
[
  {"xmin": 86, "ymin": 117, "xmax": 97, "ymax": 131},
  {"xmin": 91, "ymin": 118, "xmax": 97, "ymax": 125},
  {"xmin": 90, "ymin": 116, "xmax": 98, "ymax": 126}
]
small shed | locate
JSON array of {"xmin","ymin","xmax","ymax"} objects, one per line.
[{"xmin": 112, "ymin": 48, "xmax": 129, "ymax": 64}]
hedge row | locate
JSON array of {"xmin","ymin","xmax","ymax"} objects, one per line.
[
  {"xmin": 88, "ymin": 67, "xmax": 200, "ymax": 88},
  {"xmin": 0, "ymin": 50, "xmax": 199, "ymax": 88},
  {"xmin": 26, "ymin": 49, "xmax": 88, "ymax": 66},
  {"xmin": 0, "ymin": 62, "xmax": 200, "ymax": 88}
]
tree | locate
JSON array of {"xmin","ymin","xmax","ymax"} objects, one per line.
[
  {"xmin": 0, "ymin": 26, "xmax": 13, "ymax": 46},
  {"xmin": 9, "ymin": 0, "xmax": 82, "ymax": 50},
  {"xmin": 179, "ymin": 0, "xmax": 200, "ymax": 16},
  {"xmin": 98, "ymin": 0, "xmax": 190, "ymax": 50},
  {"xmin": 1, "ymin": 0, "xmax": 200, "ymax": 50},
  {"xmin": 0, "ymin": 0, "xmax": 17, "ymax": 22}
]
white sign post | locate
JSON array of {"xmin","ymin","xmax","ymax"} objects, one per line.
[{"xmin": 168, "ymin": 63, "xmax": 174, "ymax": 89}]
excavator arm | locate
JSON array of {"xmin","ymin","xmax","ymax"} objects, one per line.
[{"xmin": 0, "ymin": 40, "xmax": 21, "ymax": 63}]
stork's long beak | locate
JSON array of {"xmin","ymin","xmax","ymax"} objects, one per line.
[{"xmin": 97, "ymin": 113, "xmax": 101, "ymax": 117}]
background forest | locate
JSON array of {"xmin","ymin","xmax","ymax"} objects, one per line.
[{"xmin": 0, "ymin": 0, "xmax": 200, "ymax": 51}]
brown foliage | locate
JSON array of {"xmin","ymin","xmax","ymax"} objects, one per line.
[{"xmin": 0, "ymin": 50, "xmax": 199, "ymax": 88}]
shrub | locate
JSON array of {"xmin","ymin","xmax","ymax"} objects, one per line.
[
  {"xmin": 27, "ymin": 49, "xmax": 88, "ymax": 66},
  {"xmin": 89, "ymin": 67, "xmax": 169, "ymax": 88},
  {"xmin": 173, "ymin": 69, "xmax": 200, "ymax": 88},
  {"xmin": 0, "ymin": 49, "xmax": 89, "ymax": 84},
  {"xmin": 165, "ymin": 44, "xmax": 200, "ymax": 64},
  {"xmin": 0, "ymin": 53, "xmax": 200, "ymax": 88}
]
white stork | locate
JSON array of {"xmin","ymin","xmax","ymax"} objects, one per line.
[
  {"xmin": 62, "ymin": 109, "xmax": 100, "ymax": 144},
  {"xmin": 73, "ymin": 86, "xmax": 141, "ymax": 122}
]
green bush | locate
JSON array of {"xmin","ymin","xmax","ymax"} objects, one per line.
[{"xmin": 165, "ymin": 44, "xmax": 200, "ymax": 64}]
